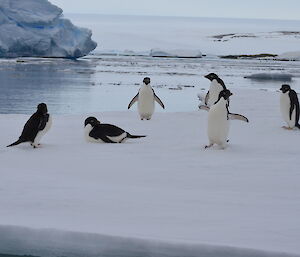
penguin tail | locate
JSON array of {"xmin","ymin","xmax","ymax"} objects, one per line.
[
  {"xmin": 126, "ymin": 133, "xmax": 146, "ymax": 139},
  {"xmin": 6, "ymin": 139, "xmax": 25, "ymax": 147},
  {"xmin": 296, "ymin": 123, "xmax": 300, "ymax": 129}
]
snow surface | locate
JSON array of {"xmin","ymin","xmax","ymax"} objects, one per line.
[
  {"xmin": 0, "ymin": 11, "xmax": 300, "ymax": 256},
  {"xmin": 1, "ymin": 88, "xmax": 300, "ymax": 256},
  {"xmin": 0, "ymin": 0, "xmax": 97, "ymax": 58}
]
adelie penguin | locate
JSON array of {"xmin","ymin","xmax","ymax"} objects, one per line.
[
  {"xmin": 279, "ymin": 84, "xmax": 300, "ymax": 130},
  {"xmin": 199, "ymin": 89, "xmax": 249, "ymax": 149},
  {"xmin": 202, "ymin": 73, "xmax": 227, "ymax": 107},
  {"xmin": 128, "ymin": 77, "xmax": 165, "ymax": 120},
  {"xmin": 84, "ymin": 116, "xmax": 146, "ymax": 143},
  {"xmin": 7, "ymin": 103, "xmax": 52, "ymax": 148}
]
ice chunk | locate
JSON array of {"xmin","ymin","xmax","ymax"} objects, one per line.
[
  {"xmin": 150, "ymin": 48, "xmax": 202, "ymax": 58},
  {"xmin": 244, "ymin": 73, "xmax": 293, "ymax": 81},
  {"xmin": 277, "ymin": 51, "xmax": 300, "ymax": 61},
  {"xmin": 0, "ymin": 0, "xmax": 97, "ymax": 58}
]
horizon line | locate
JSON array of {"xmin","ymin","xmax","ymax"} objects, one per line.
[{"xmin": 63, "ymin": 12, "xmax": 300, "ymax": 23}]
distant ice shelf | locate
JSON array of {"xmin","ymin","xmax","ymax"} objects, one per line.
[
  {"xmin": 0, "ymin": 0, "xmax": 97, "ymax": 58},
  {"xmin": 94, "ymin": 49, "xmax": 203, "ymax": 58},
  {"xmin": 150, "ymin": 48, "xmax": 202, "ymax": 58}
]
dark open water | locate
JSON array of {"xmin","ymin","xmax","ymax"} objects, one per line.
[{"xmin": 0, "ymin": 56, "xmax": 299, "ymax": 115}]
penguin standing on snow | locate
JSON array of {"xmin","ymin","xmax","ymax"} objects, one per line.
[
  {"xmin": 203, "ymin": 73, "xmax": 227, "ymax": 107},
  {"xmin": 279, "ymin": 84, "xmax": 300, "ymax": 130},
  {"xmin": 199, "ymin": 89, "xmax": 248, "ymax": 149},
  {"xmin": 128, "ymin": 77, "xmax": 165, "ymax": 120},
  {"xmin": 7, "ymin": 103, "xmax": 52, "ymax": 148},
  {"xmin": 84, "ymin": 116, "xmax": 146, "ymax": 143}
]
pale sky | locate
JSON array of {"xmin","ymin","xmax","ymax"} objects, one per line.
[{"xmin": 50, "ymin": 0, "xmax": 300, "ymax": 20}]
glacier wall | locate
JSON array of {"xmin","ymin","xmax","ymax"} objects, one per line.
[{"xmin": 0, "ymin": 0, "xmax": 97, "ymax": 58}]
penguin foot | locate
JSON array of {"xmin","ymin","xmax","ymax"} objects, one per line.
[
  {"xmin": 146, "ymin": 118, "xmax": 151, "ymax": 120},
  {"xmin": 282, "ymin": 126, "xmax": 293, "ymax": 130},
  {"xmin": 204, "ymin": 143, "xmax": 213, "ymax": 149}
]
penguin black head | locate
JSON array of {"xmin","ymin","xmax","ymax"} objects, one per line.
[
  {"xmin": 84, "ymin": 116, "xmax": 100, "ymax": 127},
  {"xmin": 204, "ymin": 73, "xmax": 219, "ymax": 81},
  {"xmin": 218, "ymin": 89, "xmax": 232, "ymax": 101},
  {"xmin": 37, "ymin": 103, "xmax": 48, "ymax": 114},
  {"xmin": 280, "ymin": 84, "xmax": 291, "ymax": 93},
  {"xmin": 143, "ymin": 77, "xmax": 150, "ymax": 85}
]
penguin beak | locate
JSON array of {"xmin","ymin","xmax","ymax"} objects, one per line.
[
  {"xmin": 230, "ymin": 93, "xmax": 233, "ymax": 96},
  {"xmin": 204, "ymin": 74, "xmax": 209, "ymax": 79}
]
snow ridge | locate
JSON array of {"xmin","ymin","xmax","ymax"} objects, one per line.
[{"xmin": 0, "ymin": 225, "xmax": 299, "ymax": 257}]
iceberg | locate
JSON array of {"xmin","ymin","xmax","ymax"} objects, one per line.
[
  {"xmin": 0, "ymin": 0, "xmax": 97, "ymax": 58},
  {"xmin": 277, "ymin": 51, "xmax": 300, "ymax": 61},
  {"xmin": 244, "ymin": 73, "xmax": 293, "ymax": 81}
]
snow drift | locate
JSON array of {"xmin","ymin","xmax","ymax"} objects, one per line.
[
  {"xmin": 0, "ymin": 0, "xmax": 97, "ymax": 58},
  {"xmin": 0, "ymin": 225, "xmax": 298, "ymax": 257}
]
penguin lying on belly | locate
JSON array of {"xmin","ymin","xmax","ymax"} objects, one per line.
[
  {"xmin": 279, "ymin": 84, "xmax": 300, "ymax": 130},
  {"xmin": 199, "ymin": 89, "xmax": 249, "ymax": 149},
  {"xmin": 84, "ymin": 117, "xmax": 146, "ymax": 143},
  {"xmin": 7, "ymin": 103, "xmax": 52, "ymax": 148},
  {"xmin": 128, "ymin": 77, "xmax": 165, "ymax": 120}
]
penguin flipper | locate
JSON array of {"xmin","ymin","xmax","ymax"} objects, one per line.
[
  {"xmin": 38, "ymin": 114, "xmax": 49, "ymax": 131},
  {"xmin": 100, "ymin": 135, "xmax": 118, "ymax": 143},
  {"xmin": 198, "ymin": 105, "xmax": 210, "ymax": 111},
  {"xmin": 289, "ymin": 90, "xmax": 299, "ymax": 123},
  {"xmin": 92, "ymin": 133, "xmax": 117, "ymax": 143},
  {"xmin": 229, "ymin": 113, "xmax": 249, "ymax": 123},
  {"xmin": 204, "ymin": 91, "xmax": 209, "ymax": 105},
  {"xmin": 128, "ymin": 93, "xmax": 139, "ymax": 109},
  {"xmin": 89, "ymin": 129, "xmax": 117, "ymax": 143},
  {"xmin": 154, "ymin": 93, "xmax": 165, "ymax": 109}
]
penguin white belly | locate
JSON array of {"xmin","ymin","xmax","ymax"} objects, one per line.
[
  {"xmin": 138, "ymin": 87, "xmax": 155, "ymax": 119},
  {"xmin": 33, "ymin": 115, "xmax": 52, "ymax": 146},
  {"xmin": 280, "ymin": 93, "xmax": 296, "ymax": 128},
  {"xmin": 207, "ymin": 102, "xmax": 229, "ymax": 146},
  {"xmin": 107, "ymin": 133, "xmax": 127, "ymax": 143},
  {"xmin": 84, "ymin": 124, "xmax": 103, "ymax": 143},
  {"xmin": 207, "ymin": 81, "xmax": 223, "ymax": 107}
]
